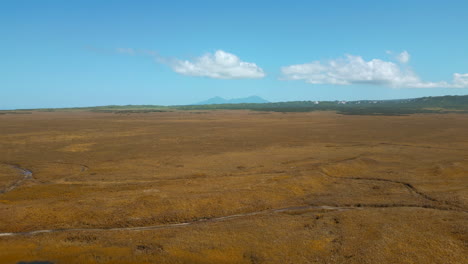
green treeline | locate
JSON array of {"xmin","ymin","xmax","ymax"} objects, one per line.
[{"xmin": 4, "ymin": 95, "xmax": 467, "ymax": 116}]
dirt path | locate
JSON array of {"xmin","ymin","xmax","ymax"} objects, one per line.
[
  {"xmin": 1, "ymin": 203, "xmax": 466, "ymax": 237},
  {"xmin": 0, "ymin": 164, "xmax": 33, "ymax": 194},
  {"xmin": 0, "ymin": 157, "xmax": 466, "ymax": 237},
  {"xmin": 319, "ymin": 171, "xmax": 440, "ymax": 202},
  {"xmin": 318, "ymin": 168, "xmax": 466, "ymax": 211},
  {"xmin": 0, "ymin": 205, "xmax": 352, "ymax": 237}
]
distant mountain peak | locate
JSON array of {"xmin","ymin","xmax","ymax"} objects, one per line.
[{"xmin": 195, "ymin": 96, "xmax": 269, "ymax": 105}]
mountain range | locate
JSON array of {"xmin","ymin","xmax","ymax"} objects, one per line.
[{"xmin": 195, "ymin": 96, "xmax": 269, "ymax": 105}]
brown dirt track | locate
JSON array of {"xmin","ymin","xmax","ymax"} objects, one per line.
[{"xmin": 0, "ymin": 110, "xmax": 467, "ymax": 264}]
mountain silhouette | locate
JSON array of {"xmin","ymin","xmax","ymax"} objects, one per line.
[{"xmin": 195, "ymin": 96, "xmax": 269, "ymax": 105}]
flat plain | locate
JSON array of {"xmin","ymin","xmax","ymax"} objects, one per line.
[{"xmin": 0, "ymin": 110, "xmax": 467, "ymax": 264}]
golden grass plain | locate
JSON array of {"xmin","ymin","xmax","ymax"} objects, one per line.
[{"xmin": 0, "ymin": 110, "xmax": 467, "ymax": 263}]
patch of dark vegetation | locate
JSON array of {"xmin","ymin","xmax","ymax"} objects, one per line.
[
  {"xmin": 16, "ymin": 104, "xmax": 171, "ymax": 113},
  {"xmin": 337, "ymin": 107, "xmax": 432, "ymax": 116},
  {"xmin": 0, "ymin": 111, "xmax": 32, "ymax": 115},
  {"xmin": 243, "ymin": 251, "xmax": 264, "ymax": 264},
  {"xmin": 135, "ymin": 244, "xmax": 165, "ymax": 254},
  {"xmin": 174, "ymin": 95, "xmax": 468, "ymax": 116},
  {"xmin": 91, "ymin": 109, "xmax": 170, "ymax": 114},
  {"xmin": 64, "ymin": 234, "xmax": 97, "ymax": 243},
  {"xmin": 344, "ymin": 203, "xmax": 462, "ymax": 212},
  {"xmin": 17, "ymin": 261, "xmax": 54, "ymax": 264},
  {"xmin": 7, "ymin": 94, "xmax": 468, "ymax": 116}
]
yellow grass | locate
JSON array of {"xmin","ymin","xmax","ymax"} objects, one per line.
[{"xmin": 0, "ymin": 110, "xmax": 466, "ymax": 263}]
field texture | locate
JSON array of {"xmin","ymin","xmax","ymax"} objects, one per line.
[{"xmin": 0, "ymin": 111, "xmax": 467, "ymax": 263}]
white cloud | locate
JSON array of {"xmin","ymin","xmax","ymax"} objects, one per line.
[
  {"xmin": 281, "ymin": 53, "xmax": 468, "ymax": 88},
  {"xmin": 396, "ymin": 50, "xmax": 410, "ymax": 64},
  {"xmin": 453, "ymin": 73, "xmax": 468, "ymax": 88},
  {"xmin": 168, "ymin": 50, "xmax": 265, "ymax": 79},
  {"xmin": 386, "ymin": 50, "xmax": 410, "ymax": 64}
]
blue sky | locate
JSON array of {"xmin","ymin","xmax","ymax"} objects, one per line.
[{"xmin": 1, "ymin": 0, "xmax": 468, "ymax": 109}]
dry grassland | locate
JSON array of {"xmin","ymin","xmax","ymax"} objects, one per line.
[{"xmin": 0, "ymin": 110, "xmax": 467, "ymax": 263}]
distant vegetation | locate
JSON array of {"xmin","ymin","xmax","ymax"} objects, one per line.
[
  {"xmin": 15, "ymin": 105, "xmax": 172, "ymax": 114},
  {"xmin": 0, "ymin": 111, "xmax": 32, "ymax": 115},
  {"xmin": 91, "ymin": 109, "xmax": 170, "ymax": 114},
  {"xmin": 176, "ymin": 95, "xmax": 468, "ymax": 116},
  {"xmin": 3, "ymin": 95, "xmax": 467, "ymax": 116}
]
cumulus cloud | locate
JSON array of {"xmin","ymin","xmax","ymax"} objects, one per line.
[
  {"xmin": 453, "ymin": 73, "xmax": 468, "ymax": 88},
  {"xmin": 281, "ymin": 53, "xmax": 468, "ymax": 88},
  {"xmin": 168, "ymin": 50, "xmax": 265, "ymax": 79},
  {"xmin": 386, "ymin": 50, "xmax": 410, "ymax": 64},
  {"xmin": 396, "ymin": 50, "xmax": 410, "ymax": 64}
]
